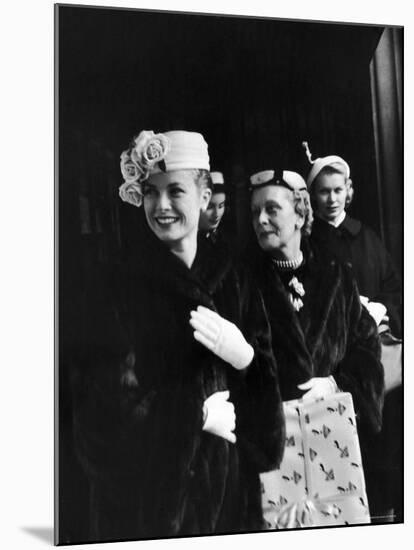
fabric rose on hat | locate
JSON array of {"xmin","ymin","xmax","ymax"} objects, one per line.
[
  {"xmin": 120, "ymin": 150, "xmax": 145, "ymax": 183},
  {"xmin": 118, "ymin": 181, "xmax": 143, "ymax": 208},
  {"xmin": 119, "ymin": 130, "xmax": 170, "ymax": 208},
  {"xmin": 133, "ymin": 130, "xmax": 171, "ymax": 170}
]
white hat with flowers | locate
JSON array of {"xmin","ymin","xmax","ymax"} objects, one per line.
[{"xmin": 119, "ymin": 130, "xmax": 210, "ymax": 208}]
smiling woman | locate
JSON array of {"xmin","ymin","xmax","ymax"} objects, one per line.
[
  {"xmin": 70, "ymin": 129, "xmax": 285, "ymax": 542},
  {"xmin": 142, "ymin": 169, "xmax": 211, "ymax": 266}
]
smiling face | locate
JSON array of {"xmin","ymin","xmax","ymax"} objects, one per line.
[
  {"xmin": 313, "ymin": 172, "xmax": 348, "ymax": 223},
  {"xmin": 251, "ymin": 185, "xmax": 303, "ymax": 258},
  {"xmin": 143, "ymin": 170, "xmax": 211, "ymax": 249},
  {"xmin": 199, "ymin": 192, "xmax": 226, "ymax": 232}
]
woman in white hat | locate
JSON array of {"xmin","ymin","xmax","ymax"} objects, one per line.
[
  {"xmin": 247, "ymin": 168, "xmax": 384, "ymax": 528},
  {"xmin": 303, "ymin": 144, "xmax": 401, "ymax": 338},
  {"xmin": 303, "ymin": 144, "xmax": 402, "ymax": 522},
  {"xmin": 71, "ymin": 130, "xmax": 285, "ymax": 542}
]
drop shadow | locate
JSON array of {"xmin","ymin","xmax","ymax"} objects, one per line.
[{"xmin": 21, "ymin": 526, "xmax": 54, "ymax": 545}]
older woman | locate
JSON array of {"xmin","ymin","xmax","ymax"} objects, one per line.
[
  {"xmin": 247, "ymin": 169, "xmax": 384, "ymax": 522},
  {"xmin": 71, "ymin": 131, "xmax": 284, "ymax": 543}
]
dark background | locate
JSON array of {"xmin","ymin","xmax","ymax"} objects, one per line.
[
  {"xmin": 57, "ymin": 5, "xmax": 401, "ymax": 544},
  {"xmin": 59, "ymin": 6, "xmax": 387, "ymax": 264}
]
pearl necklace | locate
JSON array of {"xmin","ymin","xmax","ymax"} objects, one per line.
[{"xmin": 272, "ymin": 251, "xmax": 304, "ymax": 272}]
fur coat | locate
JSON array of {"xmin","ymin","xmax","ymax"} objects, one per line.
[
  {"xmin": 70, "ymin": 230, "xmax": 285, "ymax": 543},
  {"xmin": 250, "ymin": 240, "xmax": 385, "ymax": 511},
  {"xmin": 250, "ymin": 239, "xmax": 384, "ymax": 431}
]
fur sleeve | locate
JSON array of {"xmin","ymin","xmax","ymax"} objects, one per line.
[
  {"xmin": 69, "ymin": 266, "xmax": 205, "ymax": 481},
  {"xmin": 333, "ymin": 268, "xmax": 384, "ymax": 434},
  {"xmin": 230, "ymin": 269, "xmax": 286, "ymax": 473}
]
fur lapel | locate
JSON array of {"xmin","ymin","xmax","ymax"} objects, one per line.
[
  {"xmin": 129, "ymin": 228, "xmax": 233, "ymax": 311},
  {"xmin": 265, "ymin": 260, "xmax": 312, "ymax": 361},
  {"xmin": 301, "ymin": 246, "xmax": 343, "ymax": 360},
  {"xmin": 256, "ymin": 240, "xmax": 347, "ymax": 377}
]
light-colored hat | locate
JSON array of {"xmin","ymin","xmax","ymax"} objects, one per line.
[
  {"xmin": 210, "ymin": 171, "xmax": 227, "ymax": 194},
  {"xmin": 210, "ymin": 171, "xmax": 224, "ymax": 185},
  {"xmin": 151, "ymin": 130, "xmax": 210, "ymax": 173},
  {"xmin": 249, "ymin": 169, "xmax": 307, "ymax": 192},
  {"xmin": 119, "ymin": 129, "xmax": 210, "ymax": 207},
  {"xmin": 302, "ymin": 142, "xmax": 350, "ymax": 188}
]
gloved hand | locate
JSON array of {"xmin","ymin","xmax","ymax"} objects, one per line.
[
  {"xmin": 190, "ymin": 305, "xmax": 254, "ymax": 370},
  {"xmin": 360, "ymin": 295, "xmax": 388, "ymax": 326},
  {"xmin": 202, "ymin": 390, "xmax": 236, "ymax": 443},
  {"xmin": 297, "ymin": 376, "xmax": 338, "ymax": 402}
]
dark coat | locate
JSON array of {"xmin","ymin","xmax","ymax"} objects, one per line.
[
  {"xmin": 250, "ymin": 240, "xmax": 384, "ymax": 435},
  {"xmin": 201, "ymin": 225, "xmax": 231, "ymax": 256},
  {"xmin": 311, "ymin": 216, "xmax": 403, "ymax": 516},
  {"xmin": 250, "ymin": 240, "xmax": 385, "ymax": 516},
  {"xmin": 311, "ymin": 215, "xmax": 402, "ymax": 337},
  {"xmin": 70, "ymin": 230, "xmax": 285, "ymax": 543}
]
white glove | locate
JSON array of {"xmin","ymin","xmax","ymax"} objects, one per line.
[
  {"xmin": 190, "ymin": 306, "xmax": 254, "ymax": 370},
  {"xmin": 202, "ymin": 390, "xmax": 236, "ymax": 443},
  {"xmin": 360, "ymin": 295, "xmax": 388, "ymax": 326},
  {"xmin": 297, "ymin": 376, "xmax": 338, "ymax": 402}
]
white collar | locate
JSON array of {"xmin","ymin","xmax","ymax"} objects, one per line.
[{"xmin": 327, "ymin": 211, "xmax": 346, "ymax": 228}]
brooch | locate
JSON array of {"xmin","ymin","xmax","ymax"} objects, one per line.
[{"xmin": 288, "ymin": 276, "xmax": 305, "ymax": 312}]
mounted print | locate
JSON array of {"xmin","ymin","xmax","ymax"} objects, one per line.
[{"xmin": 55, "ymin": 3, "xmax": 403, "ymax": 545}]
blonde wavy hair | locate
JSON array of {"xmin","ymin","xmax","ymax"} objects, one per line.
[{"xmin": 292, "ymin": 189, "xmax": 314, "ymax": 236}]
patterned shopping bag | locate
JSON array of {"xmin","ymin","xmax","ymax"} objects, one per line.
[{"xmin": 260, "ymin": 392, "xmax": 370, "ymax": 529}]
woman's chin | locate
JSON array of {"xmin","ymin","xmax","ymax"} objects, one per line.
[
  {"xmin": 322, "ymin": 208, "xmax": 342, "ymax": 221},
  {"xmin": 257, "ymin": 233, "xmax": 277, "ymax": 250},
  {"xmin": 152, "ymin": 224, "xmax": 181, "ymax": 242},
  {"xmin": 259, "ymin": 240, "xmax": 280, "ymax": 254}
]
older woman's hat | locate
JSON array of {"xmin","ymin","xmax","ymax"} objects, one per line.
[
  {"xmin": 249, "ymin": 169, "xmax": 307, "ymax": 192},
  {"xmin": 302, "ymin": 142, "xmax": 350, "ymax": 188}
]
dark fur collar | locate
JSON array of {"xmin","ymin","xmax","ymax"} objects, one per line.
[
  {"xmin": 254, "ymin": 239, "xmax": 344, "ymax": 371},
  {"xmin": 126, "ymin": 228, "xmax": 233, "ymax": 307}
]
